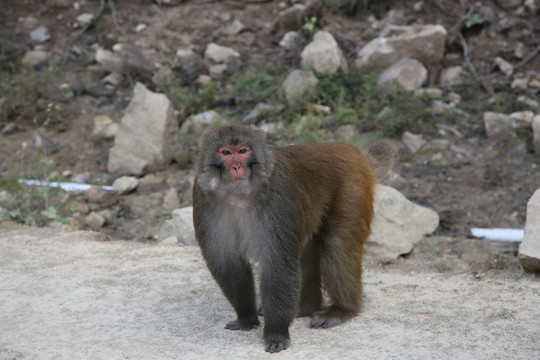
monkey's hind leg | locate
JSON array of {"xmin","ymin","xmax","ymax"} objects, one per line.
[
  {"xmin": 310, "ymin": 233, "xmax": 364, "ymax": 328},
  {"xmin": 298, "ymin": 237, "xmax": 323, "ymax": 317}
]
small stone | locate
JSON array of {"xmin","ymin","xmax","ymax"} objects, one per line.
[
  {"xmin": 1, "ymin": 122, "xmax": 18, "ymax": 135},
  {"xmin": 511, "ymin": 77, "xmax": 529, "ymax": 91},
  {"xmin": 378, "ymin": 57, "xmax": 427, "ymax": 92},
  {"xmin": 483, "ymin": 112, "xmax": 513, "ymax": 137},
  {"xmin": 134, "ymin": 23, "xmax": 147, "ymax": 33},
  {"xmin": 29, "ymin": 26, "xmax": 50, "ymax": 43},
  {"xmin": 222, "ymin": 19, "xmax": 245, "ymax": 36},
  {"xmin": 513, "ymin": 42, "xmax": 526, "ymax": 59},
  {"xmin": 414, "ymin": 88, "xmax": 442, "ymax": 99},
  {"xmin": 516, "ymin": 95, "xmax": 539, "ymax": 109},
  {"xmin": 76, "ymin": 13, "xmax": 94, "ymax": 25},
  {"xmin": 402, "ymin": 131, "xmax": 427, "ymax": 153},
  {"xmin": 176, "ymin": 48, "xmax": 199, "ymax": 64},
  {"xmin": 92, "ymin": 115, "xmax": 118, "ymax": 139},
  {"xmin": 510, "ymin": 111, "xmax": 534, "ymax": 127},
  {"xmin": 529, "ymin": 79, "xmax": 540, "ymax": 88},
  {"xmin": 85, "ymin": 211, "xmax": 106, "ymax": 230},
  {"xmin": 204, "ymin": 43, "xmax": 240, "ymax": 65},
  {"xmin": 494, "ymin": 57, "xmax": 513, "ymax": 76},
  {"xmin": 102, "ymin": 73, "xmax": 123, "ymax": 86},
  {"xmin": 87, "ymin": 187, "xmax": 118, "ymax": 206},
  {"xmin": 279, "ymin": 31, "xmax": 301, "ymax": 50},
  {"xmin": 441, "ymin": 66, "xmax": 464, "ymax": 86},
  {"xmin": 163, "ymin": 188, "xmax": 181, "ymax": 211},
  {"xmin": 112, "ymin": 176, "xmax": 139, "ymax": 195},
  {"xmin": 22, "ymin": 50, "xmax": 49, "ymax": 67},
  {"xmin": 208, "ymin": 64, "xmax": 228, "ymax": 79}
]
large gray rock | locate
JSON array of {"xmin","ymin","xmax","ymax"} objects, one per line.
[
  {"xmin": 156, "ymin": 207, "xmax": 195, "ymax": 245},
  {"xmin": 108, "ymin": 83, "xmax": 178, "ymax": 175},
  {"xmin": 533, "ymin": 115, "xmax": 540, "ymax": 154},
  {"xmin": 519, "ymin": 188, "xmax": 540, "ymax": 272},
  {"xmin": 367, "ymin": 184, "xmax": 440, "ymax": 261},
  {"xmin": 282, "ymin": 69, "xmax": 319, "ymax": 109},
  {"xmin": 377, "ymin": 57, "xmax": 427, "ymax": 93},
  {"xmin": 355, "ymin": 24, "xmax": 447, "ymax": 72},
  {"xmin": 300, "ymin": 31, "xmax": 348, "ymax": 74}
]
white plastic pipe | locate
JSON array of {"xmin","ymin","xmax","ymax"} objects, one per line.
[
  {"xmin": 18, "ymin": 179, "xmax": 113, "ymax": 192},
  {"xmin": 470, "ymin": 228, "xmax": 524, "ymax": 242}
]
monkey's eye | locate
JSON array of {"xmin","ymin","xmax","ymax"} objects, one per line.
[
  {"xmin": 220, "ymin": 149, "xmax": 231, "ymax": 156},
  {"xmin": 239, "ymin": 147, "xmax": 248, "ymax": 154}
]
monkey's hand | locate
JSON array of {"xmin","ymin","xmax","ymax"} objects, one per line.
[
  {"xmin": 264, "ymin": 333, "xmax": 290, "ymax": 353},
  {"xmin": 225, "ymin": 316, "xmax": 260, "ymax": 331}
]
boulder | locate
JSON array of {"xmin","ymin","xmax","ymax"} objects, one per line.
[
  {"xmin": 108, "ymin": 83, "xmax": 178, "ymax": 176},
  {"xmin": 300, "ymin": 31, "xmax": 348, "ymax": 74},
  {"xmin": 156, "ymin": 207, "xmax": 196, "ymax": 245},
  {"xmin": 377, "ymin": 57, "xmax": 427, "ymax": 92},
  {"xmin": 532, "ymin": 115, "xmax": 540, "ymax": 154},
  {"xmin": 366, "ymin": 185, "xmax": 440, "ymax": 261},
  {"xmin": 282, "ymin": 69, "xmax": 319, "ymax": 109},
  {"xmin": 355, "ymin": 24, "xmax": 447, "ymax": 72},
  {"xmin": 519, "ymin": 188, "xmax": 540, "ymax": 272}
]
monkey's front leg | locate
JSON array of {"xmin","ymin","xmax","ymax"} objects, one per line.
[
  {"xmin": 205, "ymin": 254, "xmax": 260, "ymax": 331},
  {"xmin": 260, "ymin": 256, "xmax": 301, "ymax": 353}
]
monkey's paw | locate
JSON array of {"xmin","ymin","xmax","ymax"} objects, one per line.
[
  {"xmin": 310, "ymin": 307, "xmax": 356, "ymax": 328},
  {"xmin": 264, "ymin": 333, "xmax": 290, "ymax": 353},
  {"xmin": 225, "ymin": 316, "xmax": 260, "ymax": 331}
]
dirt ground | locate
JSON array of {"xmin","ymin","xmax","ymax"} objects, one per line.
[
  {"xmin": 1, "ymin": 223, "xmax": 539, "ymax": 359},
  {"xmin": 1, "ymin": 1, "xmax": 539, "ymax": 289}
]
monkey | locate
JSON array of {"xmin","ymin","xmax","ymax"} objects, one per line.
[{"xmin": 192, "ymin": 125, "xmax": 396, "ymax": 353}]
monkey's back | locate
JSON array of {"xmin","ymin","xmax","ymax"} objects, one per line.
[{"xmin": 271, "ymin": 142, "xmax": 376, "ymax": 246}]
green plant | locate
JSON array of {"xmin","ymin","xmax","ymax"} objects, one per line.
[
  {"xmin": 167, "ymin": 57, "xmax": 180, "ymax": 69},
  {"xmin": 0, "ymin": 58, "xmax": 60, "ymax": 124},
  {"xmin": 158, "ymin": 80, "xmax": 218, "ymax": 116},
  {"xmin": 232, "ymin": 70, "xmax": 279, "ymax": 105},
  {"xmin": 302, "ymin": 16, "xmax": 318, "ymax": 34},
  {"xmin": 465, "ymin": 14, "xmax": 485, "ymax": 28}
]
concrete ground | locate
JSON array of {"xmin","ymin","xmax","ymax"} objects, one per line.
[{"xmin": 1, "ymin": 222, "xmax": 539, "ymax": 360}]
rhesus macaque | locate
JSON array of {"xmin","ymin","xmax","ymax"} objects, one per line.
[{"xmin": 192, "ymin": 125, "xmax": 396, "ymax": 353}]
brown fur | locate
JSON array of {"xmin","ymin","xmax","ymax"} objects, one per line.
[{"xmin": 193, "ymin": 126, "xmax": 395, "ymax": 352}]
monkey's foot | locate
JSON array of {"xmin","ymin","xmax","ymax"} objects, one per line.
[
  {"xmin": 309, "ymin": 306, "xmax": 357, "ymax": 328},
  {"xmin": 264, "ymin": 333, "xmax": 290, "ymax": 353},
  {"xmin": 225, "ymin": 316, "xmax": 260, "ymax": 331}
]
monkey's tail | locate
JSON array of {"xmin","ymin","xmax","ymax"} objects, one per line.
[{"xmin": 366, "ymin": 141, "xmax": 398, "ymax": 181}]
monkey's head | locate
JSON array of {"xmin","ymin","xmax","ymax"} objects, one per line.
[{"xmin": 195, "ymin": 125, "xmax": 275, "ymax": 205}]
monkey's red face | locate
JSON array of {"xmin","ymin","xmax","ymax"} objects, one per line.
[{"xmin": 217, "ymin": 145, "xmax": 252, "ymax": 184}]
